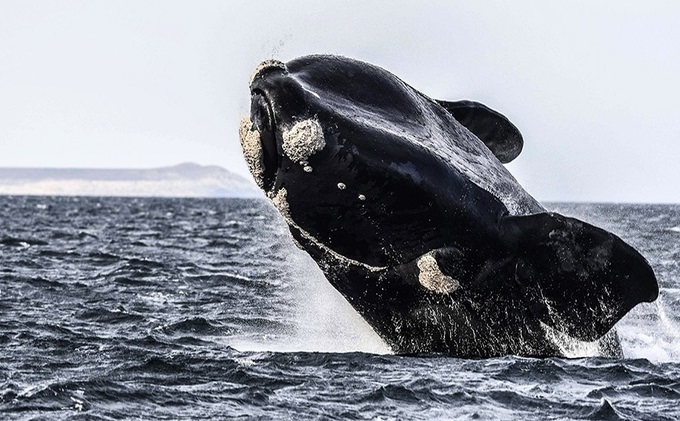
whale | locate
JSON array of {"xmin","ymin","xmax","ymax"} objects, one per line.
[{"xmin": 239, "ymin": 55, "xmax": 658, "ymax": 357}]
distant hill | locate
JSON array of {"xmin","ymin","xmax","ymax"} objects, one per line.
[{"xmin": 0, "ymin": 163, "xmax": 261, "ymax": 198}]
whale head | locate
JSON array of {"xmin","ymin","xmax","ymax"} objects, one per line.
[{"xmin": 240, "ymin": 55, "xmax": 529, "ymax": 269}]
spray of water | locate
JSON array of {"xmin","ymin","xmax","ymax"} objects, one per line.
[
  {"xmin": 618, "ymin": 290, "xmax": 680, "ymax": 362},
  {"xmin": 285, "ymin": 247, "xmax": 391, "ymax": 354},
  {"xmin": 230, "ymin": 208, "xmax": 390, "ymax": 355}
]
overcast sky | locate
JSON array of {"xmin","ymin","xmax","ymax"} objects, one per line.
[{"xmin": 1, "ymin": 1, "xmax": 678, "ymax": 203}]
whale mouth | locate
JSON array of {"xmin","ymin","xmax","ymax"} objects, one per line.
[{"xmin": 250, "ymin": 90, "xmax": 279, "ymax": 192}]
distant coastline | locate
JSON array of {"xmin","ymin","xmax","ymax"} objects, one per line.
[{"xmin": 0, "ymin": 163, "xmax": 261, "ymax": 198}]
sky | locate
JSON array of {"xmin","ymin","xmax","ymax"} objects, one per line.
[{"xmin": 0, "ymin": 1, "xmax": 678, "ymax": 203}]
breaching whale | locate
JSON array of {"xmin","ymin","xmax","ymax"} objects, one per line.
[{"xmin": 239, "ymin": 55, "xmax": 658, "ymax": 358}]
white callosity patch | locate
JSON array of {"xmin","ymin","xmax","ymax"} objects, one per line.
[
  {"xmin": 282, "ymin": 119, "xmax": 326, "ymax": 171},
  {"xmin": 271, "ymin": 186, "xmax": 289, "ymax": 211},
  {"xmin": 337, "ymin": 182, "xmax": 346, "ymax": 190},
  {"xmin": 248, "ymin": 59, "xmax": 286, "ymax": 87},
  {"xmin": 239, "ymin": 117, "xmax": 265, "ymax": 189},
  {"xmin": 417, "ymin": 254, "xmax": 460, "ymax": 294}
]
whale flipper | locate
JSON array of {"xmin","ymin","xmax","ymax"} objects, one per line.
[
  {"xmin": 500, "ymin": 212, "xmax": 658, "ymax": 341},
  {"xmin": 436, "ymin": 100, "xmax": 523, "ymax": 164}
]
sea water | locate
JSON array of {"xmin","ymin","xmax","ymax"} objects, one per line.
[{"xmin": 0, "ymin": 196, "xmax": 678, "ymax": 420}]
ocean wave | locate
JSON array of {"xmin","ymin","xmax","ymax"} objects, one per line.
[{"xmin": 1, "ymin": 196, "xmax": 679, "ymax": 420}]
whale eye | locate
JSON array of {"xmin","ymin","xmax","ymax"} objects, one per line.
[{"xmin": 250, "ymin": 91, "xmax": 278, "ymax": 191}]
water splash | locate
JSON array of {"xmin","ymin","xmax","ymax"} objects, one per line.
[
  {"xmin": 618, "ymin": 290, "xmax": 680, "ymax": 362},
  {"xmin": 230, "ymin": 206, "xmax": 390, "ymax": 355},
  {"xmin": 286, "ymin": 246, "xmax": 391, "ymax": 354}
]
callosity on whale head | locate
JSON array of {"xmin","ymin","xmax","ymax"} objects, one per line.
[{"xmin": 240, "ymin": 55, "xmax": 658, "ymax": 358}]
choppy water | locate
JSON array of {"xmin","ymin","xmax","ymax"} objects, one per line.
[{"xmin": 0, "ymin": 196, "xmax": 678, "ymax": 420}]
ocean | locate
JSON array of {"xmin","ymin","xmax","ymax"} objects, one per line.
[{"xmin": 0, "ymin": 196, "xmax": 678, "ymax": 420}]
